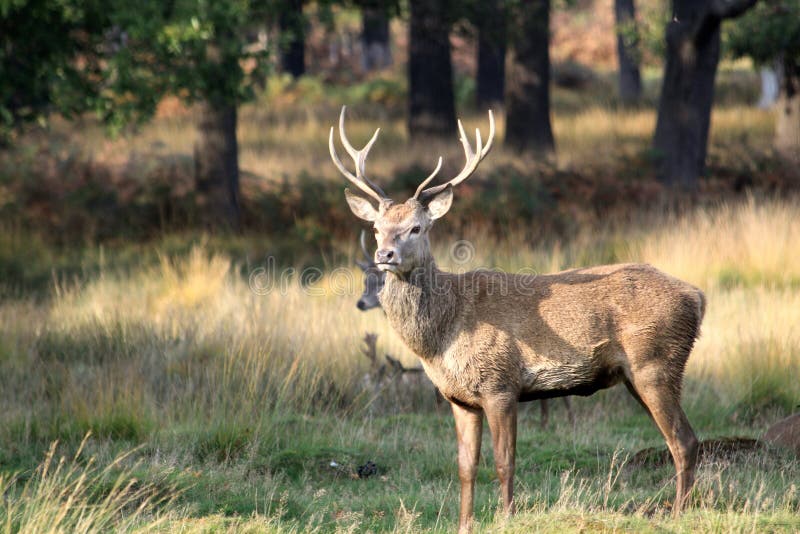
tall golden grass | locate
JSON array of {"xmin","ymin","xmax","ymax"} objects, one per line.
[
  {"xmin": 0, "ymin": 196, "xmax": 787, "ymax": 430},
  {"xmin": 0, "ymin": 435, "xmax": 171, "ymax": 533}
]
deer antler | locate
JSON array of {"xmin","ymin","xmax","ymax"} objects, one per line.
[
  {"xmin": 359, "ymin": 229, "xmax": 372, "ymax": 262},
  {"xmin": 414, "ymin": 110, "xmax": 495, "ymax": 200},
  {"xmin": 329, "ymin": 106, "xmax": 388, "ymax": 203}
]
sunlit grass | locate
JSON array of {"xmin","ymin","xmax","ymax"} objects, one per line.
[
  {"xmin": 0, "ymin": 435, "xmax": 173, "ymax": 533},
  {"xmin": 2, "ymin": 196, "xmax": 800, "ymax": 529},
  {"xmin": 1, "ymin": 80, "xmax": 798, "ymax": 529},
  {"xmin": 2, "ymin": 197, "xmax": 794, "ymax": 439}
]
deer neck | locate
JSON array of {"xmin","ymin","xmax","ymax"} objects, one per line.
[{"xmin": 379, "ymin": 253, "xmax": 459, "ymax": 360}]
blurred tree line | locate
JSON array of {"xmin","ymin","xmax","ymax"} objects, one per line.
[{"xmin": 1, "ymin": 0, "xmax": 796, "ymax": 230}]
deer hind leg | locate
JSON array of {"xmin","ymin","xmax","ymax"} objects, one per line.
[
  {"xmin": 452, "ymin": 402, "xmax": 483, "ymax": 534},
  {"xmin": 539, "ymin": 399, "xmax": 550, "ymax": 429},
  {"xmin": 540, "ymin": 398, "xmax": 574, "ymax": 428},
  {"xmin": 625, "ymin": 370, "xmax": 698, "ymax": 514},
  {"xmin": 562, "ymin": 397, "xmax": 575, "ymax": 426},
  {"xmin": 485, "ymin": 396, "xmax": 518, "ymax": 518}
]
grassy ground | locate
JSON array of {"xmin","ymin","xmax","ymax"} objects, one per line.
[
  {"xmin": 1, "ymin": 58, "xmax": 799, "ymax": 531},
  {"xmin": 1, "ymin": 197, "xmax": 799, "ymax": 532}
]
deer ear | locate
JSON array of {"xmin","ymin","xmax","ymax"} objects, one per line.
[
  {"xmin": 345, "ymin": 189, "xmax": 379, "ymax": 221},
  {"xmin": 421, "ymin": 185, "xmax": 453, "ymax": 220}
]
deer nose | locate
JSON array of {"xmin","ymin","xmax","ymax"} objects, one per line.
[
  {"xmin": 375, "ymin": 249, "xmax": 395, "ymax": 263},
  {"xmin": 356, "ymin": 299, "xmax": 367, "ymax": 310}
]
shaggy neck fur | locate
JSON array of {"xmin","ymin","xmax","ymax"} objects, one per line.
[{"xmin": 378, "ymin": 249, "xmax": 460, "ymax": 360}]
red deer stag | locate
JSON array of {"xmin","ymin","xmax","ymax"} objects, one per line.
[
  {"xmin": 330, "ymin": 107, "xmax": 705, "ymax": 533},
  {"xmin": 355, "ymin": 230, "xmax": 573, "ymax": 428}
]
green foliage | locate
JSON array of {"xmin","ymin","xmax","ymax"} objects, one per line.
[
  {"xmin": 0, "ymin": 0, "xmax": 272, "ymax": 141},
  {"xmin": 0, "ymin": 0, "xmax": 102, "ymax": 142},
  {"xmin": 95, "ymin": 0, "xmax": 271, "ymax": 132},
  {"xmin": 726, "ymin": 2, "xmax": 800, "ymax": 64},
  {"xmin": 636, "ymin": 0, "xmax": 670, "ymax": 62}
]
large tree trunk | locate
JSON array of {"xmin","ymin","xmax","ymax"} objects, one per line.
[
  {"xmin": 361, "ymin": 3, "xmax": 392, "ymax": 72},
  {"xmin": 194, "ymin": 101, "xmax": 241, "ymax": 229},
  {"xmin": 614, "ymin": 0, "xmax": 642, "ymax": 104},
  {"xmin": 407, "ymin": 0, "xmax": 456, "ymax": 139},
  {"xmin": 653, "ymin": 0, "xmax": 757, "ymax": 189},
  {"xmin": 775, "ymin": 57, "xmax": 800, "ymax": 163},
  {"xmin": 476, "ymin": 0, "xmax": 506, "ymax": 108},
  {"xmin": 279, "ymin": 0, "xmax": 305, "ymax": 78},
  {"xmin": 505, "ymin": 0, "xmax": 554, "ymax": 157}
]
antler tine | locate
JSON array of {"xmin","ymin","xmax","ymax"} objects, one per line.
[
  {"xmin": 359, "ymin": 229, "xmax": 371, "ymax": 262},
  {"xmin": 413, "ymin": 157, "xmax": 443, "ymax": 199},
  {"xmin": 335, "ymin": 106, "xmax": 388, "ymax": 199},
  {"xmin": 329, "ymin": 127, "xmax": 385, "ymax": 203},
  {"xmin": 417, "ymin": 110, "xmax": 495, "ymax": 199},
  {"xmin": 481, "ymin": 109, "xmax": 495, "ymax": 158}
]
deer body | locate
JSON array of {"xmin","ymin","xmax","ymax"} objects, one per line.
[
  {"xmin": 380, "ymin": 259, "xmax": 704, "ymax": 408},
  {"xmin": 330, "ymin": 107, "xmax": 702, "ymax": 533},
  {"xmin": 356, "ymin": 230, "xmax": 574, "ymax": 426}
]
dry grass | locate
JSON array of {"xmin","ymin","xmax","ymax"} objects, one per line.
[
  {"xmin": 631, "ymin": 196, "xmax": 800, "ymax": 289},
  {"xmin": 0, "ymin": 435, "xmax": 171, "ymax": 533},
  {"xmin": 0, "ymin": 197, "xmax": 798, "ymax": 532},
  {"xmin": 2, "ymin": 66, "xmax": 797, "ymax": 532},
  {"xmin": 2, "ymin": 197, "xmax": 792, "ymax": 425}
]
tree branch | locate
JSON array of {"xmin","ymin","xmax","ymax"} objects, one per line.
[
  {"xmin": 668, "ymin": 0, "xmax": 760, "ymax": 49},
  {"xmin": 709, "ymin": 0, "xmax": 759, "ymax": 20}
]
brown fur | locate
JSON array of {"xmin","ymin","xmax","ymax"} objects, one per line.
[
  {"xmin": 369, "ymin": 201, "xmax": 704, "ymax": 533},
  {"xmin": 333, "ymin": 113, "xmax": 703, "ymax": 533},
  {"xmin": 381, "ymin": 260, "xmax": 705, "ymax": 407},
  {"xmin": 355, "ymin": 232, "xmax": 572, "ymax": 427}
]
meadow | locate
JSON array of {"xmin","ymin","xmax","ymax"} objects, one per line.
[{"xmin": 1, "ymin": 71, "xmax": 799, "ymax": 532}]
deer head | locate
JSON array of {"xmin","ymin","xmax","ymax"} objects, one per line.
[
  {"xmin": 355, "ymin": 230, "xmax": 384, "ymax": 311},
  {"xmin": 330, "ymin": 106, "xmax": 494, "ymax": 276}
]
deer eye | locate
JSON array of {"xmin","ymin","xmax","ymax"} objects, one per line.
[{"xmin": 410, "ymin": 226, "xmax": 421, "ymax": 235}]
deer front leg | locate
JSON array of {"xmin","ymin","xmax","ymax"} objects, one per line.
[
  {"xmin": 451, "ymin": 402, "xmax": 483, "ymax": 534},
  {"xmin": 485, "ymin": 396, "xmax": 518, "ymax": 517}
]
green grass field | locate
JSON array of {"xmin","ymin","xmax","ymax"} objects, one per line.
[
  {"xmin": 1, "ymin": 196, "xmax": 799, "ymax": 532},
  {"xmin": 1, "ymin": 67, "xmax": 799, "ymax": 531}
]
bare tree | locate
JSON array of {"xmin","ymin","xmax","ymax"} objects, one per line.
[
  {"xmin": 360, "ymin": 2, "xmax": 392, "ymax": 71},
  {"xmin": 615, "ymin": 0, "xmax": 642, "ymax": 104},
  {"xmin": 279, "ymin": 0, "xmax": 305, "ymax": 78},
  {"xmin": 407, "ymin": 0, "xmax": 456, "ymax": 138},
  {"xmin": 475, "ymin": 0, "xmax": 506, "ymax": 108},
  {"xmin": 653, "ymin": 0, "xmax": 758, "ymax": 189},
  {"xmin": 505, "ymin": 0, "xmax": 555, "ymax": 157},
  {"xmin": 776, "ymin": 57, "xmax": 800, "ymax": 162}
]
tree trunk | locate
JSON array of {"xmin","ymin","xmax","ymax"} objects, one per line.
[
  {"xmin": 505, "ymin": 0, "xmax": 554, "ymax": 157},
  {"xmin": 361, "ymin": 4, "xmax": 392, "ymax": 72},
  {"xmin": 653, "ymin": 0, "xmax": 757, "ymax": 189},
  {"xmin": 407, "ymin": 0, "xmax": 456, "ymax": 139},
  {"xmin": 279, "ymin": 0, "xmax": 305, "ymax": 78},
  {"xmin": 614, "ymin": 0, "xmax": 642, "ymax": 104},
  {"xmin": 775, "ymin": 57, "xmax": 800, "ymax": 163},
  {"xmin": 476, "ymin": 0, "xmax": 506, "ymax": 108},
  {"xmin": 194, "ymin": 100, "xmax": 241, "ymax": 229}
]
